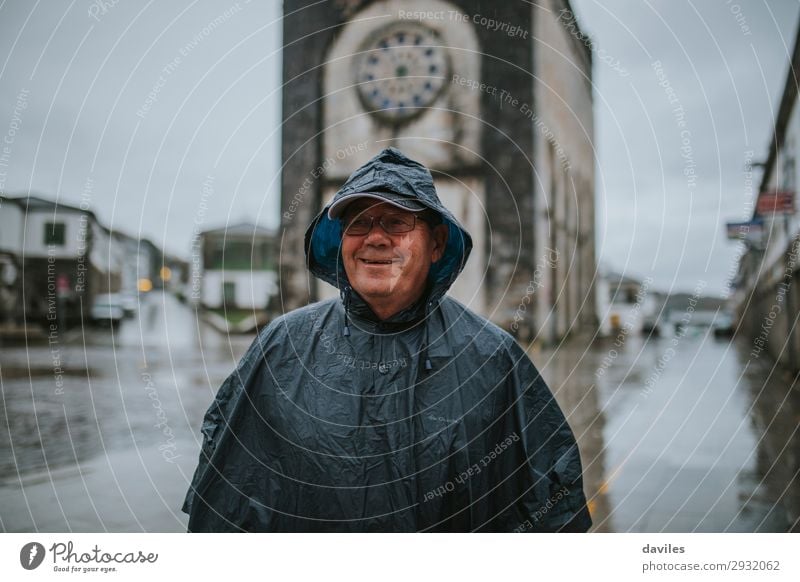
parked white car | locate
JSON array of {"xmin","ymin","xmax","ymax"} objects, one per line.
[{"xmin": 90, "ymin": 293, "xmax": 125, "ymax": 324}]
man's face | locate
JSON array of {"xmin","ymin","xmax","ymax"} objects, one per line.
[{"xmin": 340, "ymin": 200, "xmax": 448, "ymax": 317}]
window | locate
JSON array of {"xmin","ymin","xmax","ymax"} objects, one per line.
[
  {"xmin": 222, "ymin": 281, "xmax": 236, "ymax": 307},
  {"xmin": 44, "ymin": 222, "xmax": 66, "ymax": 246},
  {"xmin": 204, "ymin": 238, "xmax": 273, "ymax": 270}
]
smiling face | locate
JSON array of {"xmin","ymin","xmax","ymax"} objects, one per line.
[{"xmin": 340, "ymin": 199, "xmax": 448, "ymax": 320}]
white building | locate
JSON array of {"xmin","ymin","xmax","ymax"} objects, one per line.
[
  {"xmin": 0, "ymin": 194, "xmax": 144, "ymax": 326},
  {"xmin": 0, "ymin": 195, "xmax": 96, "ymax": 322},
  {"xmin": 192, "ymin": 222, "xmax": 277, "ymax": 312},
  {"xmin": 596, "ymin": 268, "xmax": 659, "ymax": 338},
  {"xmin": 0, "ymin": 197, "xmax": 24, "ymax": 324}
]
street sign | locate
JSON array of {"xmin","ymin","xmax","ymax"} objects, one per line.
[
  {"xmin": 756, "ymin": 190, "xmax": 795, "ymax": 215},
  {"xmin": 726, "ymin": 219, "xmax": 763, "ymax": 240}
]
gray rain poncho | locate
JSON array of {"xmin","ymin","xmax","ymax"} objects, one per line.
[{"xmin": 182, "ymin": 147, "xmax": 592, "ymax": 532}]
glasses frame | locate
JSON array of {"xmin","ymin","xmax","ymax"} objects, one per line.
[{"xmin": 342, "ymin": 211, "xmax": 421, "ymax": 236}]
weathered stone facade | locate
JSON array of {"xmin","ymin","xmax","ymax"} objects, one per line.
[{"xmin": 280, "ymin": 0, "xmax": 596, "ymax": 344}]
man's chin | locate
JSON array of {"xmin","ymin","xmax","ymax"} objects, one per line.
[
  {"xmin": 351, "ymin": 280, "xmax": 398, "ymax": 299},
  {"xmin": 356, "ymin": 286, "xmax": 394, "ymax": 299}
]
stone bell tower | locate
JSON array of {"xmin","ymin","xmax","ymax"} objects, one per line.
[{"xmin": 280, "ymin": 0, "xmax": 596, "ymax": 344}]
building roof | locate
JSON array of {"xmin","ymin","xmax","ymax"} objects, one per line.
[
  {"xmin": 602, "ymin": 269, "xmax": 644, "ymax": 287},
  {"xmin": 1, "ymin": 193, "xmax": 97, "ymax": 218},
  {"xmin": 758, "ymin": 18, "xmax": 800, "ymax": 199},
  {"xmin": 200, "ymin": 222, "xmax": 276, "ymax": 238}
]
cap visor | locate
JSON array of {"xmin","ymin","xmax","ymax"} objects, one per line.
[{"xmin": 327, "ymin": 193, "xmax": 426, "ymax": 219}]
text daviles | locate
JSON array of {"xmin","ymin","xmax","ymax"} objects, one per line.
[{"xmin": 642, "ymin": 543, "xmax": 685, "ymax": 554}]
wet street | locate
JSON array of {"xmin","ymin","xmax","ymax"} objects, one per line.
[
  {"xmin": 1, "ymin": 294, "xmax": 798, "ymax": 532},
  {"xmin": 0, "ymin": 292, "xmax": 253, "ymax": 532},
  {"xmin": 540, "ymin": 327, "xmax": 800, "ymax": 532}
]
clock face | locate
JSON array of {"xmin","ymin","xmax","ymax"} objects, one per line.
[{"xmin": 355, "ymin": 23, "xmax": 450, "ymax": 123}]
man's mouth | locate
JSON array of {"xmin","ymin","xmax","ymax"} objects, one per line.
[{"xmin": 359, "ymin": 258, "xmax": 395, "ymax": 265}]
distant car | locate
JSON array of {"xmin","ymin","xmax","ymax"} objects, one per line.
[
  {"xmin": 713, "ymin": 313, "xmax": 734, "ymax": 338},
  {"xmin": 91, "ymin": 293, "xmax": 125, "ymax": 324},
  {"xmin": 641, "ymin": 316, "xmax": 661, "ymax": 336},
  {"xmin": 120, "ymin": 292, "xmax": 139, "ymax": 317}
]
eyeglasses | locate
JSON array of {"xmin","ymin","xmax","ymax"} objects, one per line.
[{"xmin": 343, "ymin": 212, "xmax": 419, "ymax": 236}]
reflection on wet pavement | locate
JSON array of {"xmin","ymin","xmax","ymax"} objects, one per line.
[
  {"xmin": 0, "ymin": 292, "xmax": 252, "ymax": 531},
  {"xmin": 538, "ymin": 327, "xmax": 799, "ymax": 532}
]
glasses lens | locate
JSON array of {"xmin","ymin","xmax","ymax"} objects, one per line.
[
  {"xmin": 343, "ymin": 213, "xmax": 416, "ymax": 235},
  {"xmin": 345, "ymin": 216, "xmax": 372, "ymax": 235},
  {"xmin": 382, "ymin": 214, "xmax": 415, "ymax": 234}
]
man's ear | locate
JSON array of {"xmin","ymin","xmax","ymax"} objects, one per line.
[{"xmin": 430, "ymin": 224, "xmax": 449, "ymax": 263}]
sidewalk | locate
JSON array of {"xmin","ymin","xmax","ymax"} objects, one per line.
[{"xmin": 0, "ymin": 440, "xmax": 200, "ymax": 532}]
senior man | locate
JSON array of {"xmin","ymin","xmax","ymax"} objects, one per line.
[{"xmin": 182, "ymin": 147, "xmax": 592, "ymax": 532}]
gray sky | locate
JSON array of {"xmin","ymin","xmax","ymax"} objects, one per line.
[
  {"xmin": 0, "ymin": 0, "xmax": 284, "ymax": 258},
  {"xmin": 571, "ymin": 0, "xmax": 800, "ymax": 296},
  {"xmin": 1, "ymin": 0, "xmax": 798, "ymax": 297}
]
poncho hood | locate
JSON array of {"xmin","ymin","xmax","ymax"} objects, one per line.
[{"xmin": 305, "ymin": 147, "xmax": 473, "ymax": 322}]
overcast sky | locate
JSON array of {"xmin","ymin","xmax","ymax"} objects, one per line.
[
  {"xmin": 1, "ymin": 0, "xmax": 798, "ymax": 297},
  {"xmin": 571, "ymin": 0, "xmax": 800, "ymax": 295},
  {"xmin": 0, "ymin": 0, "xmax": 284, "ymax": 259}
]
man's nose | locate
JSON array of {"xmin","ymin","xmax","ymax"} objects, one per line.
[{"xmin": 362, "ymin": 221, "xmax": 391, "ymax": 245}]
